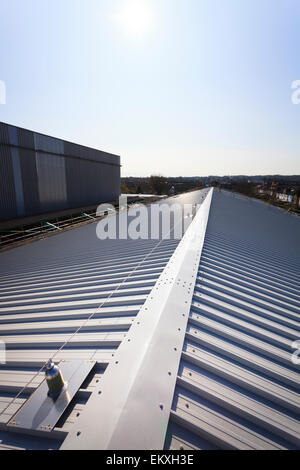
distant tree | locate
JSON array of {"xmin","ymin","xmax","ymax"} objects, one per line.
[
  {"xmin": 234, "ymin": 182, "xmax": 254, "ymax": 196},
  {"xmin": 150, "ymin": 175, "xmax": 168, "ymax": 195},
  {"xmin": 121, "ymin": 182, "xmax": 130, "ymax": 194}
]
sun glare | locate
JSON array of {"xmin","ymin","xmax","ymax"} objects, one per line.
[{"xmin": 114, "ymin": 0, "xmax": 154, "ymax": 36}]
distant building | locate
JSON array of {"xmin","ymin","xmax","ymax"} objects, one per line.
[{"xmin": 276, "ymin": 192, "xmax": 294, "ymax": 203}]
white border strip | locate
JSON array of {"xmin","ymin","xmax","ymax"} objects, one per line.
[{"xmin": 62, "ymin": 188, "xmax": 214, "ymax": 450}]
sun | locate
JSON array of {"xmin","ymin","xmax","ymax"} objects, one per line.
[{"xmin": 114, "ymin": 0, "xmax": 154, "ymax": 36}]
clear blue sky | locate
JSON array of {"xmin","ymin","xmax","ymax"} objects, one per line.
[{"xmin": 0, "ymin": 0, "xmax": 299, "ymax": 176}]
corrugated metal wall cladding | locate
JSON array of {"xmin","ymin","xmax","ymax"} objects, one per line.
[
  {"xmin": 18, "ymin": 148, "xmax": 40, "ymax": 214},
  {"xmin": 168, "ymin": 190, "xmax": 300, "ymax": 450},
  {"xmin": 0, "ymin": 124, "xmax": 120, "ymax": 166},
  {"xmin": 33, "ymin": 133, "xmax": 64, "ymax": 154},
  {"xmin": 0, "ymin": 122, "xmax": 10, "ymax": 145},
  {"xmin": 17, "ymin": 128, "xmax": 35, "ymax": 148},
  {"xmin": 65, "ymin": 158, "xmax": 119, "ymax": 207},
  {"xmin": 63, "ymin": 141, "xmax": 120, "ymax": 167},
  {"xmin": 35, "ymin": 152, "xmax": 68, "ymax": 212},
  {"xmin": 0, "ymin": 123, "xmax": 17, "ymax": 219},
  {"xmin": 0, "ymin": 123, "xmax": 120, "ymax": 221}
]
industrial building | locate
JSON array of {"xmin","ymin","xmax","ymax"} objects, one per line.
[
  {"xmin": 0, "ymin": 122, "xmax": 121, "ymax": 223},
  {"xmin": 0, "ymin": 189, "xmax": 299, "ymax": 450}
]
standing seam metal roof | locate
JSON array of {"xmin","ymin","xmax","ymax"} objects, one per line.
[
  {"xmin": 165, "ymin": 190, "xmax": 300, "ymax": 450},
  {"xmin": 0, "ymin": 188, "xmax": 299, "ymax": 450},
  {"xmin": 0, "ymin": 189, "xmax": 207, "ymax": 449}
]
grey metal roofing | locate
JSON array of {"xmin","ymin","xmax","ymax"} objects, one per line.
[
  {"xmin": 165, "ymin": 190, "xmax": 300, "ymax": 450},
  {"xmin": 0, "ymin": 188, "xmax": 299, "ymax": 450},
  {"xmin": 0, "ymin": 189, "xmax": 206, "ymax": 449}
]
